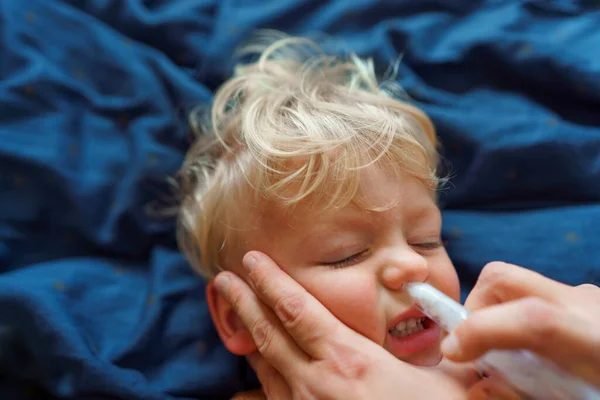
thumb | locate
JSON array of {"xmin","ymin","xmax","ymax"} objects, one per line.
[{"xmin": 441, "ymin": 296, "xmax": 597, "ymax": 372}]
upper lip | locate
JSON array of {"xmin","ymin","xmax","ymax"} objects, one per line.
[{"xmin": 387, "ymin": 308, "xmax": 427, "ymax": 331}]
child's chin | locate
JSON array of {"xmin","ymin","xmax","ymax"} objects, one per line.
[{"xmin": 399, "ymin": 347, "xmax": 443, "ymax": 367}]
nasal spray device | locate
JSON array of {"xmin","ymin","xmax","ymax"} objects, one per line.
[{"xmin": 403, "ymin": 283, "xmax": 600, "ymax": 400}]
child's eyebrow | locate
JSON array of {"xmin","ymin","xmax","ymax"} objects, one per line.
[
  {"xmin": 295, "ymin": 214, "xmax": 373, "ymax": 247},
  {"xmin": 405, "ymin": 203, "xmax": 441, "ymax": 222}
]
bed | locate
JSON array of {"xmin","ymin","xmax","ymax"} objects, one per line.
[{"xmin": 1, "ymin": 0, "xmax": 599, "ymax": 399}]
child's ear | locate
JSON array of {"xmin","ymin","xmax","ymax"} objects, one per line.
[{"xmin": 206, "ymin": 279, "xmax": 257, "ymax": 356}]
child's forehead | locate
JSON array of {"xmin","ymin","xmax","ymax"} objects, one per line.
[
  {"xmin": 254, "ymin": 169, "xmax": 436, "ymax": 228},
  {"xmin": 260, "ymin": 197, "xmax": 369, "ymax": 227}
]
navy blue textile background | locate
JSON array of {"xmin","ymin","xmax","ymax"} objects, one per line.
[{"xmin": 1, "ymin": 0, "xmax": 599, "ymax": 399}]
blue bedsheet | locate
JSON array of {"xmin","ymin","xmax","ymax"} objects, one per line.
[{"xmin": 1, "ymin": 0, "xmax": 599, "ymax": 398}]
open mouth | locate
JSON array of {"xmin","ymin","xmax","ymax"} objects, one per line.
[
  {"xmin": 388, "ymin": 316, "xmax": 433, "ymax": 338},
  {"xmin": 386, "ymin": 314, "xmax": 441, "ymax": 358}
]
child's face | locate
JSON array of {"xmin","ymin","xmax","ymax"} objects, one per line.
[{"xmin": 224, "ymin": 168, "xmax": 460, "ymax": 366}]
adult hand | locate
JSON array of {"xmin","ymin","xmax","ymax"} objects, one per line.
[
  {"xmin": 214, "ymin": 251, "xmax": 473, "ymax": 400},
  {"xmin": 441, "ymin": 262, "xmax": 600, "ymax": 391}
]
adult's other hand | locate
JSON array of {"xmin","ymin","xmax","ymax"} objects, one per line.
[{"xmin": 442, "ymin": 262, "xmax": 600, "ymax": 388}]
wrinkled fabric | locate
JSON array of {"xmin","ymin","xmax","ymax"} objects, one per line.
[{"xmin": 0, "ymin": 0, "xmax": 599, "ymax": 398}]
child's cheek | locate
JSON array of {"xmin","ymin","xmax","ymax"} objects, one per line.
[
  {"xmin": 430, "ymin": 261, "xmax": 461, "ymax": 302},
  {"xmin": 296, "ymin": 269, "xmax": 382, "ymax": 344}
]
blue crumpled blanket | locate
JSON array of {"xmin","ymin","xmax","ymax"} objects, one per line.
[{"xmin": 0, "ymin": 0, "xmax": 598, "ymax": 399}]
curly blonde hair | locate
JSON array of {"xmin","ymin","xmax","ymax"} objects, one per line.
[{"xmin": 178, "ymin": 32, "xmax": 441, "ymax": 278}]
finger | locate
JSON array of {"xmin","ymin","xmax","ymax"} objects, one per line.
[
  {"xmin": 464, "ymin": 262, "xmax": 571, "ymax": 311},
  {"xmin": 576, "ymin": 283, "xmax": 599, "ymax": 291},
  {"xmin": 247, "ymin": 353, "xmax": 292, "ymax": 400},
  {"xmin": 576, "ymin": 283, "xmax": 600, "ymax": 299},
  {"xmin": 242, "ymin": 251, "xmax": 362, "ymax": 359},
  {"xmin": 231, "ymin": 389, "xmax": 267, "ymax": 400},
  {"xmin": 214, "ymin": 271, "xmax": 310, "ymax": 373},
  {"xmin": 571, "ymin": 284, "xmax": 600, "ymax": 318},
  {"xmin": 442, "ymin": 297, "xmax": 600, "ymax": 384},
  {"xmin": 467, "ymin": 376, "xmax": 524, "ymax": 400}
]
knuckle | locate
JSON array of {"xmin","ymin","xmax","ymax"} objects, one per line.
[
  {"xmin": 477, "ymin": 262, "xmax": 513, "ymax": 292},
  {"xmin": 574, "ymin": 284, "xmax": 600, "ymax": 311},
  {"xmin": 521, "ymin": 298, "xmax": 560, "ymax": 338},
  {"xmin": 576, "ymin": 283, "xmax": 599, "ymax": 293},
  {"xmin": 276, "ymin": 293, "xmax": 327, "ymax": 349},
  {"xmin": 251, "ymin": 319, "xmax": 276, "ymax": 355},
  {"xmin": 328, "ymin": 344, "xmax": 371, "ymax": 380},
  {"xmin": 479, "ymin": 262, "xmax": 509, "ymax": 285},
  {"xmin": 274, "ymin": 292, "xmax": 305, "ymax": 327}
]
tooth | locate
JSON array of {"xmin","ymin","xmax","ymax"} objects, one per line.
[
  {"xmin": 395, "ymin": 321, "xmax": 406, "ymax": 331},
  {"xmin": 407, "ymin": 319, "xmax": 416, "ymax": 328}
]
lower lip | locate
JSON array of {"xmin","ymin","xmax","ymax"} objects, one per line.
[{"xmin": 386, "ymin": 319, "xmax": 441, "ymax": 357}]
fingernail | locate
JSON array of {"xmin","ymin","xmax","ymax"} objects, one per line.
[
  {"xmin": 243, "ymin": 253, "xmax": 257, "ymax": 273},
  {"xmin": 441, "ymin": 333, "xmax": 461, "ymax": 356},
  {"xmin": 214, "ymin": 273, "xmax": 231, "ymax": 297}
]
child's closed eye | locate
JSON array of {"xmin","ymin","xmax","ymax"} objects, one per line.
[
  {"xmin": 411, "ymin": 240, "xmax": 446, "ymax": 250},
  {"xmin": 322, "ymin": 249, "xmax": 369, "ymax": 269}
]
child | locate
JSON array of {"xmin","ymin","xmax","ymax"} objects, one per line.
[{"xmin": 177, "ymin": 33, "xmax": 479, "ymax": 395}]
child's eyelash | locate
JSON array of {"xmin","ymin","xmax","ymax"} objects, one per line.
[
  {"xmin": 323, "ymin": 250, "xmax": 369, "ymax": 269},
  {"xmin": 322, "ymin": 240, "xmax": 443, "ymax": 269},
  {"xmin": 413, "ymin": 240, "xmax": 446, "ymax": 250}
]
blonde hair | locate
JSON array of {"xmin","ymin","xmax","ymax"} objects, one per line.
[{"xmin": 178, "ymin": 32, "xmax": 441, "ymax": 278}]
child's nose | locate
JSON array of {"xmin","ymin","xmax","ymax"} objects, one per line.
[{"xmin": 379, "ymin": 252, "xmax": 429, "ymax": 290}]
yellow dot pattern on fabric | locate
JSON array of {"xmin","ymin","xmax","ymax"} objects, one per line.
[
  {"xmin": 197, "ymin": 341, "xmax": 207, "ymax": 355},
  {"xmin": 63, "ymin": 233, "xmax": 76, "ymax": 244},
  {"xmin": 450, "ymin": 227, "xmax": 463, "ymax": 238},
  {"xmin": 565, "ymin": 232, "xmax": 580, "ymax": 244},
  {"xmin": 26, "ymin": 11, "xmax": 36, "ymax": 24},
  {"xmin": 13, "ymin": 174, "xmax": 24, "ymax": 187},
  {"xmin": 147, "ymin": 152, "xmax": 160, "ymax": 165},
  {"xmin": 505, "ymin": 169, "xmax": 517, "ymax": 180},
  {"xmin": 72, "ymin": 69, "xmax": 85, "ymax": 80},
  {"xmin": 518, "ymin": 43, "xmax": 533, "ymax": 56},
  {"xmin": 118, "ymin": 116, "xmax": 130, "ymax": 129},
  {"xmin": 146, "ymin": 294, "xmax": 155, "ymax": 306}
]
